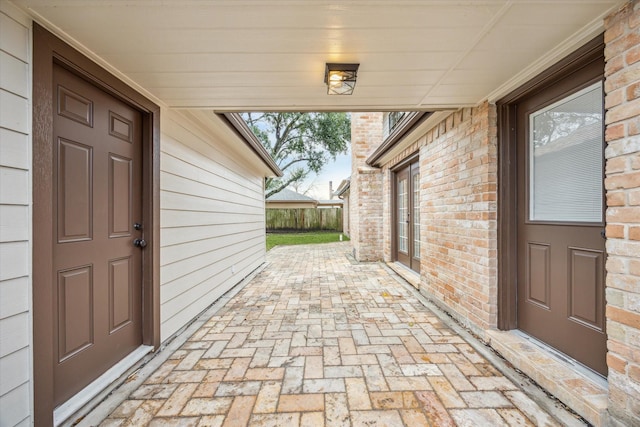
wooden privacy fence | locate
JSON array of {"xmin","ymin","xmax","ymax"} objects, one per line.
[{"xmin": 266, "ymin": 208, "xmax": 343, "ymax": 231}]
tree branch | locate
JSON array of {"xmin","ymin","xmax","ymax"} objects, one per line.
[{"xmin": 279, "ymin": 157, "xmax": 312, "ymax": 171}]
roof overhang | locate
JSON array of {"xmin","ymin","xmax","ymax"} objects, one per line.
[
  {"xmin": 221, "ymin": 113, "xmax": 283, "ymax": 177},
  {"xmin": 334, "ymin": 179, "xmax": 351, "ymax": 198},
  {"xmin": 367, "ymin": 110, "xmax": 454, "ymax": 167},
  {"xmin": 10, "ymin": 0, "xmax": 624, "ymax": 112}
]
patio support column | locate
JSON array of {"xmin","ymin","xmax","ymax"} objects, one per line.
[
  {"xmin": 350, "ymin": 112, "xmax": 384, "ymax": 261},
  {"xmin": 603, "ymin": 1, "xmax": 640, "ymax": 426}
]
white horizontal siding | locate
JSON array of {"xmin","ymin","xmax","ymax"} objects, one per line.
[
  {"xmin": 160, "ymin": 245, "xmax": 264, "ymax": 340},
  {"xmin": 0, "ymin": 382, "xmax": 29, "ymax": 427},
  {"xmin": 0, "ymin": 277, "xmax": 29, "ymax": 319},
  {"xmin": 0, "ymin": 167, "xmax": 29, "ymax": 205},
  {"xmin": 0, "ymin": 128, "xmax": 29, "ymax": 169},
  {"xmin": 0, "ymin": 205, "xmax": 28, "ymax": 242},
  {"xmin": 161, "ymin": 235, "xmax": 264, "ymax": 288},
  {"xmin": 161, "ymin": 221, "xmax": 261, "ymax": 246},
  {"xmin": 0, "ymin": 345, "xmax": 29, "ymax": 396},
  {"xmin": 161, "ymin": 228, "xmax": 264, "ymax": 267},
  {"xmin": 0, "ymin": 89, "xmax": 29, "ymax": 133},
  {"xmin": 159, "ymin": 110, "xmax": 267, "ymax": 341},
  {"xmin": 161, "ymin": 174, "xmax": 264, "ymax": 213},
  {"xmin": 0, "ymin": 4, "xmax": 31, "ymax": 427}
]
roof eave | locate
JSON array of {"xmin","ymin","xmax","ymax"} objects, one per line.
[
  {"xmin": 366, "ymin": 112, "xmax": 431, "ymax": 167},
  {"xmin": 220, "ymin": 113, "xmax": 284, "ymax": 177}
]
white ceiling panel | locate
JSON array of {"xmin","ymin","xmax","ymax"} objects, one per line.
[{"xmin": 13, "ymin": 0, "xmax": 623, "ymax": 111}]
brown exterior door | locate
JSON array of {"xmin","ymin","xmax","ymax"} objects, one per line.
[
  {"xmin": 52, "ymin": 63, "xmax": 144, "ymax": 405},
  {"xmin": 395, "ymin": 162, "xmax": 420, "ymax": 273},
  {"xmin": 515, "ymin": 57, "xmax": 606, "ymax": 375}
]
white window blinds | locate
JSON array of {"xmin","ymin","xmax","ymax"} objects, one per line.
[{"xmin": 529, "ymin": 81, "xmax": 603, "ymax": 223}]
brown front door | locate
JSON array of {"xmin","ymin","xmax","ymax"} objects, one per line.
[
  {"xmin": 52, "ymin": 63, "xmax": 144, "ymax": 405},
  {"xmin": 515, "ymin": 57, "xmax": 606, "ymax": 375},
  {"xmin": 395, "ymin": 162, "xmax": 420, "ymax": 273}
]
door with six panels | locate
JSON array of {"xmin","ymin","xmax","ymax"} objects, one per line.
[{"xmin": 52, "ymin": 63, "xmax": 144, "ymax": 405}]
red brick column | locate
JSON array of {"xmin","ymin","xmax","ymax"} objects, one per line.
[
  {"xmin": 350, "ymin": 113, "xmax": 384, "ymax": 261},
  {"xmin": 604, "ymin": 1, "xmax": 640, "ymax": 425}
]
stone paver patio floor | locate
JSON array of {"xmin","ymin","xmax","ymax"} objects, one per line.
[{"xmin": 100, "ymin": 242, "xmax": 568, "ymax": 427}]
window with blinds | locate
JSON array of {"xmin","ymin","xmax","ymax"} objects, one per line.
[{"xmin": 529, "ymin": 81, "xmax": 603, "ymax": 223}]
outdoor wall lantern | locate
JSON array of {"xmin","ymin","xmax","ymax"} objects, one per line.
[{"xmin": 324, "ymin": 63, "xmax": 359, "ymax": 95}]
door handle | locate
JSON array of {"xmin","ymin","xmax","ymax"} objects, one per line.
[
  {"xmin": 600, "ymin": 229, "xmax": 606, "ymax": 239},
  {"xmin": 133, "ymin": 238, "xmax": 147, "ymax": 248}
]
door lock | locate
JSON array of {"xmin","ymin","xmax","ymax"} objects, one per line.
[{"xmin": 133, "ymin": 238, "xmax": 147, "ymax": 248}]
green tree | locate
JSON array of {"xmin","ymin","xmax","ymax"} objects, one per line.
[{"xmin": 243, "ymin": 112, "xmax": 350, "ymax": 198}]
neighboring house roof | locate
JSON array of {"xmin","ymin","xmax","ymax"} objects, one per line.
[
  {"xmin": 267, "ymin": 188, "xmax": 317, "ymax": 203},
  {"xmin": 334, "ymin": 178, "xmax": 351, "ymax": 198}
]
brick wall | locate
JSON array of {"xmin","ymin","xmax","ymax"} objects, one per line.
[
  {"xmin": 420, "ymin": 105, "xmax": 498, "ymax": 334},
  {"xmin": 603, "ymin": 1, "xmax": 640, "ymax": 425},
  {"xmin": 382, "ymin": 168, "xmax": 392, "ymax": 262},
  {"xmin": 350, "ymin": 113, "xmax": 384, "ymax": 261},
  {"xmin": 378, "ymin": 105, "xmax": 499, "ymax": 335}
]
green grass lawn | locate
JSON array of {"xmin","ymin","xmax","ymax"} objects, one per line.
[{"xmin": 266, "ymin": 232, "xmax": 349, "ymax": 251}]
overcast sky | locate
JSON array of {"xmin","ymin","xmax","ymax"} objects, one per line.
[{"xmin": 302, "ymin": 148, "xmax": 351, "ymax": 200}]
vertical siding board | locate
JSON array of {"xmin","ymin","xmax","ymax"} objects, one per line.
[{"xmin": 0, "ymin": 6, "xmax": 32, "ymax": 427}]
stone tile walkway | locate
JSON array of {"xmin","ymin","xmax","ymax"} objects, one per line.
[{"xmin": 100, "ymin": 243, "xmax": 567, "ymax": 426}]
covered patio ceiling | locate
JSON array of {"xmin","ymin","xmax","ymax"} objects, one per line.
[{"xmin": 14, "ymin": 0, "xmax": 622, "ymax": 112}]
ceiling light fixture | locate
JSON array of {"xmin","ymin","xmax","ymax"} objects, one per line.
[{"xmin": 324, "ymin": 63, "xmax": 359, "ymax": 95}]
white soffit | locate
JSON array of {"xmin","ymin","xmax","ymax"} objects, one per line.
[{"xmin": 13, "ymin": 0, "xmax": 623, "ymax": 112}]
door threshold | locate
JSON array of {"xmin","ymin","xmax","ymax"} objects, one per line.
[
  {"xmin": 54, "ymin": 345, "xmax": 153, "ymax": 426},
  {"xmin": 387, "ymin": 262, "xmax": 420, "ymax": 288},
  {"xmin": 486, "ymin": 329, "xmax": 607, "ymax": 426}
]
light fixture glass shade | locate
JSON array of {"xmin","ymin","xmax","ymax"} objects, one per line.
[{"xmin": 324, "ymin": 63, "xmax": 359, "ymax": 95}]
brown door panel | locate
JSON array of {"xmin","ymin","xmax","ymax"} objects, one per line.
[
  {"xmin": 52, "ymin": 63, "xmax": 143, "ymax": 405},
  {"xmin": 515, "ymin": 54, "xmax": 607, "ymax": 375}
]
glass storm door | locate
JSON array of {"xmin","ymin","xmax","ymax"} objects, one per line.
[{"xmin": 395, "ymin": 162, "xmax": 420, "ymax": 273}]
